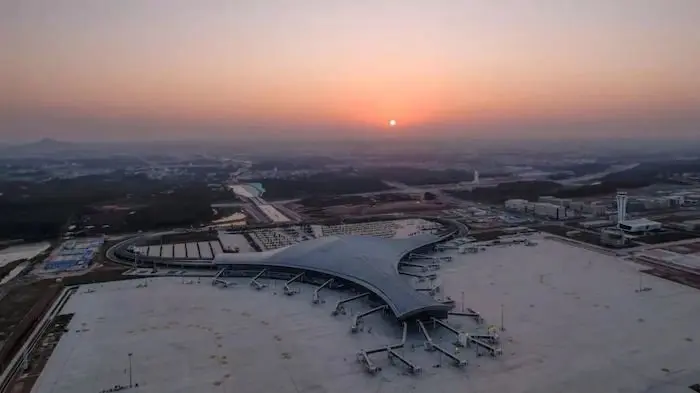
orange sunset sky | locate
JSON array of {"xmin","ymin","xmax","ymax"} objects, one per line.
[{"xmin": 2, "ymin": 0, "xmax": 699, "ymax": 141}]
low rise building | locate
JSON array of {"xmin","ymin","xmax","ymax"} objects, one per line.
[
  {"xmin": 600, "ymin": 228, "xmax": 629, "ymax": 247},
  {"xmin": 569, "ymin": 201, "xmax": 585, "ymax": 211},
  {"xmin": 505, "ymin": 199, "xmax": 530, "ymax": 211},
  {"xmin": 583, "ymin": 203, "xmax": 608, "ymax": 217},
  {"xmin": 534, "ymin": 202, "xmax": 559, "ymax": 218},
  {"xmin": 505, "ymin": 199, "xmax": 575, "ymax": 220},
  {"xmin": 618, "ymin": 218, "xmax": 662, "ymax": 233},
  {"xmin": 568, "ymin": 201, "xmax": 607, "ymax": 217},
  {"xmin": 580, "ymin": 220, "xmax": 613, "ymax": 229},
  {"xmin": 533, "ymin": 202, "xmax": 573, "ymax": 220},
  {"xmin": 538, "ymin": 196, "xmax": 572, "ymax": 207},
  {"xmin": 641, "ymin": 198, "xmax": 671, "ymax": 210},
  {"xmin": 664, "ymin": 195, "xmax": 685, "ymax": 207},
  {"xmin": 683, "ymin": 194, "xmax": 700, "ymax": 204}
]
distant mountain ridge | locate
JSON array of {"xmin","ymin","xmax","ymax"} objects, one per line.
[
  {"xmin": 0, "ymin": 138, "xmax": 85, "ymax": 157},
  {"xmin": 19, "ymin": 138, "xmax": 76, "ymax": 148}
]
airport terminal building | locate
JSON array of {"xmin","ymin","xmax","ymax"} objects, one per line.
[{"xmin": 214, "ymin": 234, "xmax": 452, "ymax": 321}]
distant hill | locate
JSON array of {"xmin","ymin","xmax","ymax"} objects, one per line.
[
  {"xmin": 0, "ymin": 138, "xmax": 86, "ymax": 157},
  {"xmin": 17, "ymin": 138, "xmax": 76, "ymax": 150}
]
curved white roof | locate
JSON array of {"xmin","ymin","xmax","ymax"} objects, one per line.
[{"xmin": 214, "ymin": 234, "xmax": 451, "ymax": 320}]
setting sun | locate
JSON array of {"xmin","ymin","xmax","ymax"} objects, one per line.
[{"xmin": 389, "ymin": 120, "xmax": 397, "ymax": 127}]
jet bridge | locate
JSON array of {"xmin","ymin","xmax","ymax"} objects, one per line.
[
  {"xmin": 449, "ymin": 308, "xmax": 484, "ymax": 324},
  {"xmin": 465, "ymin": 334, "xmax": 502, "ymax": 357},
  {"xmin": 415, "ymin": 286, "xmax": 439, "ymax": 296},
  {"xmin": 283, "ymin": 272, "xmax": 304, "ymax": 296},
  {"xmin": 249, "ymin": 269, "xmax": 267, "ymax": 290},
  {"xmin": 332, "ymin": 292, "xmax": 369, "ymax": 316},
  {"xmin": 435, "ymin": 243, "xmax": 459, "ymax": 251},
  {"xmin": 430, "ymin": 318, "xmax": 501, "ymax": 357},
  {"xmin": 398, "ymin": 271, "xmax": 438, "ymax": 280},
  {"xmin": 312, "ymin": 278, "xmax": 334, "ymax": 304},
  {"xmin": 351, "ymin": 305, "xmax": 387, "ymax": 333},
  {"xmin": 387, "ymin": 347, "xmax": 421, "ymax": 375},
  {"xmin": 356, "ymin": 351, "xmax": 380, "ymax": 375},
  {"xmin": 212, "ymin": 268, "xmax": 230, "ymax": 287},
  {"xmin": 357, "ymin": 322, "xmax": 420, "ymax": 375},
  {"xmin": 416, "ymin": 320, "xmax": 467, "ymax": 368},
  {"xmin": 407, "ymin": 253, "xmax": 451, "ymax": 263},
  {"xmin": 399, "ymin": 261, "xmax": 429, "ymax": 272},
  {"xmin": 467, "ymin": 331, "xmax": 500, "ymax": 345},
  {"xmin": 416, "ymin": 319, "xmax": 434, "ymax": 351},
  {"xmin": 440, "ymin": 297, "xmax": 456, "ymax": 309},
  {"xmin": 432, "ymin": 317, "xmax": 459, "ymax": 335}
]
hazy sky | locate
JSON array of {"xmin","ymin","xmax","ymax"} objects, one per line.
[{"xmin": 2, "ymin": 0, "xmax": 699, "ymax": 141}]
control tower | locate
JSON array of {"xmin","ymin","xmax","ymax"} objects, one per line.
[{"xmin": 615, "ymin": 192, "xmax": 628, "ymax": 227}]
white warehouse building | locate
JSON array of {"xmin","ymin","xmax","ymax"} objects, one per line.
[{"xmin": 618, "ymin": 218, "xmax": 662, "ymax": 233}]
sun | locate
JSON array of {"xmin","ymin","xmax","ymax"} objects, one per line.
[{"xmin": 388, "ymin": 119, "xmax": 397, "ymax": 127}]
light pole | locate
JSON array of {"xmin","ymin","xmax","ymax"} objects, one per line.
[
  {"xmin": 128, "ymin": 353, "xmax": 133, "ymax": 387},
  {"xmin": 500, "ymin": 304, "xmax": 505, "ymax": 331}
]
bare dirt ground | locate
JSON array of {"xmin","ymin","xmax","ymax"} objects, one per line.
[
  {"xmin": 7, "ymin": 313, "xmax": 74, "ymax": 393},
  {"xmin": 0, "ymin": 281, "xmax": 61, "ymax": 374},
  {"xmin": 641, "ymin": 267, "xmax": 700, "ymax": 291}
]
